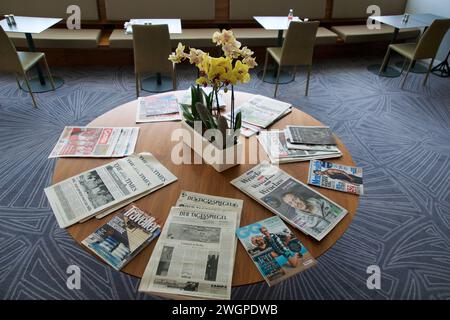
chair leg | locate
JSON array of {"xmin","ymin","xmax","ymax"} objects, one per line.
[
  {"xmin": 423, "ymin": 58, "xmax": 435, "ymax": 86},
  {"xmin": 305, "ymin": 65, "xmax": 311, "ymax": 96},
  {"xmin": 42, "ymin": 56, "xmax": 56, "ymax": 90},
  {"xmin": 292, "ymin": 65, "xmax": 297, "ymax": 81},
  {"xmin": 262, "ymin": 51, "xmax": 269, "ymax": 81},
  {"xmin": 274, "ymin": 67, "xmax": 281, "ymax": 98},
  {"xmin": 135, "ymin": 73, "xmax": 140, "ymax": 98},
  {"xmin": 15, "ymin": 74, "xmax": 21, "ymax": 89},
  {"xmin": 401, "ymin": 58, "xmax": 408, "ymax": 74},
  {"xmin": 23, "ymin": 73, "xmax": 37, "ymax": 107},
  {"xmin": 401, "ymin": 59, "xmax": 414, "ymax": 89},
  {"xmin": 379, "ymin": 47, "xmax": 392, "ymax": 75}
]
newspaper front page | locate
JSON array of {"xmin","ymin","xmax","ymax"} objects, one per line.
[
  {"xmin": 95, "ymin": 152, "xmax": 178, "ymax": 219},
  {"xmin": 139, "ymin": 206, "xmax": 239, "ymax": 300},
  {"xmin": 45, "ymin": 154, "xmax": 163, "ymax": 228},
  {"xmin": 308, "ymin": 160, "xmax": 364, "ymax": 195},
  {"xmin": 136, "ymin": 93, "xmax": 182, "ymax": 123},
  {"xmin": 231, "ymin": 162, "xmax": 348, "ymax": 241},
  {"xmin": 49, "ymin": 126, "xmax": 139, "ymax": 158}
]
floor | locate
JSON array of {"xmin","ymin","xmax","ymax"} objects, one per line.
[{"xmin": 0, "ymin": 57, "xmax": 449, "ymax": 299}]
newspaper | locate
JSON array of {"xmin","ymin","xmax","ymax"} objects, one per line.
[
  {"xmin": 45, "ymin": 154, "xmax": 164, "ymax": 228},
  {"xmin": 231, "ymin": 162, "xmax": 348, "ymax": 241},
  {"xmin": 49, "ymin": 127, "xmax": 139, "ymax": 158},
  {"xmin": 136, "ymin": 93, "xmax": 182, "ymax": 123},
  {"xmin": 285, "ymin": 126, "xmax": 336, "ymax": 145},
  {"xmin": 178, "ymin": 87, "xmax": 226, "ymax": 109},
  {"xmin": 285, "ymin": 140, "xmax": 339, "ymax": 152},
  {"xmin": 308, "ymin": 160, "xmax": 363, "ymax": 195},
  {"xmin": 258, "ymin": 131, "xmax": 342, "ymax": 163},
  {"xmin": 236, "ymin": 216, "xmax": 316, "ymax": 286},
  {"xmin": 225, "ymin": 95, "xmax": 292, "ymax": 129},
  {"xmin": 139, "ymin": 206, "xmax": 239, "ymax": 300},
  {"xmin": 95, "ymin": 152, "xmax": 178, "ymax": 219}
]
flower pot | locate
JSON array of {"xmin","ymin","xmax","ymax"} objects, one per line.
[{"xmin": 180, "ymin": 120, "xmax": 242, "ymax": 172}]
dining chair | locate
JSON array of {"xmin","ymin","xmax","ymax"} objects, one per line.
[
  {"xmin": 0, "ymin": 27, "xmax": 55, "ymax": 107},
  {"xmin": 132, "ymin": 24, "xmax": 176, "ymax": 98},
  {"xmin": 262, "ymin": 21, "xmax": 320, "ymax": 97},
  {"xmin": 379, "ymin": 19, "xmax": 450, "ymax": 88}
]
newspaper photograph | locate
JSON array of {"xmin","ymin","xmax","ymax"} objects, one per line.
[
  {"xmin": 285, "ymin": 126, "xmax": 336, "ymax": 145},
  {"xmin": 178, "ymin": 87, "xmax": 226, "ymax": 109},
  {"xmin": 95, "ymin": 152, "xmax": 178, "ymax": 219},
  {"xmin": 237, "ymin": 216, "xmax": 316, "ymax": 286},
  {"xmin": 258, "ymin": 131, "xmax": 342, "ymax": 163},
  {"xmin": 49, "ymin": 126, "xmax": 139, "ymax": 158},
  {"xmin": 45, "ymin": 154, "xmax": 163, "ymax": 228},
  {"xmin": 308, "ymin": 160, "xmax": 364, "ymax": 195},
  {"xmin": 136, "ymin": 92, "xmax": 181, "ymax": 123},
  {"xmin": 227, "ymin": 95, "xmax": 292, "ymax": 128},
  {"xmin": 231, "ymin": 162, "xmax": 348, "ymax": 241},
  {"xmin": 139, "ymin": 206, "xmax": 239, "ymax": 300}
]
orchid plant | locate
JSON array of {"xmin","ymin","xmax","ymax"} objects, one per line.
[{"xmin": 169, "ymin": 30, "xmax": 257, "ymax": 146}]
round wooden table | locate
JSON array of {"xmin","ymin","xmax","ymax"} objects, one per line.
[{"xmin": 53, "ymin": 90, "xmax": 359, "ymax": 287}]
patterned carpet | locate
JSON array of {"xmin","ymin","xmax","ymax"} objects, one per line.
[{"xmin": 0, "ymin": 57, "xmax": 449, "ymax": 300}]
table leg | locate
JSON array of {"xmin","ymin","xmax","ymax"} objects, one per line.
[
  {"xmin": 141, "ymin": 73, "xmax": 174, "ymax": 93},
  {"xmin": 25, "ymin": 33, "xmax": 45, "ymax": 85},
  {"xmin": 367, "ymin": 28, "xmax": 402, "ymax": 77}
]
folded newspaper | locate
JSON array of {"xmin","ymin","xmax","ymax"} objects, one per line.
[
  {"xmin": 236, "ymin": 216, "xmax": 316, "ymax": 286},
  {"xmin": 308, "ymin": 160, "xmax": 363, "ymax": 195},
  {"xmin": 82, "ymin": 205, "xmax": 161, "ymax": 270},
  {"xmin": 231, "ymin": 162, "xmax": 348, "ymax": 241},
  {"xmin": 139, "ymin": 191, "xmax": 243, "ymax": 300},
  {"xmin": 49, "ymin": 126, "xmax": 139, "ymax": 158},
  {"xmin": 45, "ymin": 153, "xmax": 177, "ymax": 228},
  {"xmin": 136, "ymin": 93, "xmax": 182, "ymax": 123},
  {"xmin": 258, "ymin": 131, "xmax": 342, "ymax": 163},
  {"xmin": 224, "ymin": 95, "xmax": 292, "ymax": 136},
  {"xmin": 285, "ymin": 126, "xmax": 336, "ymax": 145}
]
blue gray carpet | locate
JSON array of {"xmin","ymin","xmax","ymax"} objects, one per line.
[{"xmin": 0, "ymin": 57, "xmax": 449, "ymax": 299}]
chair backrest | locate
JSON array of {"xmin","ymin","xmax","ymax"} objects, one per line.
[
  {"xmin": 132, "ymin": 24, "xmax": 172, "ymax": 74},
  {"xmin": 0, "ymin": 27, "xmax": 23, "ymax": 74},
  {"xmin": 280, "ymin": 21, "xmax": 320, "ymax": 66},
  {"xmin": 414, "ymin": 19, "xmax": 450, "ymax": 60}
]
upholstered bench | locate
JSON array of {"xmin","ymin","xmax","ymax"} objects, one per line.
[
  {"xmin": 7, "ymin": 29, "xmax": 102, "ymax": 48},
  {"xmin": 108, "ymin": 28, "xmax": 220, "ymax": 48},
  {"xmin": 330, "ymin": 25, "xmax": 420, "ymax": 43},
  {"xmin": 233, "ymin": 27, "xmax": 338, "ymax": 47}
]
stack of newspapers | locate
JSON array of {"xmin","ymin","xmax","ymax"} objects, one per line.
[
  {"xmin": 49, "ymin": 126, "xmax": 139, "ymax": 158},
  {"xmin": 138, "ymin": 191, "xmax": 243, "ymax": 300},
  {"xmin": 258, "ymin": 126, "xmax": 342, "ymax": 163},
  {"xmin": 225, "ymin": 95, "xmax": 292, "ymax": 137},
  {"xmin": 136, "ymin": 93, "xmax": 182, "ymax": 123},
  {"xmin": 45, "ymin": 153, "xmax": 177, "ymax": 228}
]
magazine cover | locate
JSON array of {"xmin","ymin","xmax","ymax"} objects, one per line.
[
  {"xmin": 82, "ymin": 205, "xmax": 161, "ymax": 270},
  {"xmin": 231, "ymin": 162, "xmax": 348, "ymax": 241},
  {"xmin": 308, "ymin": 160, "xmax": 364, "ymax": 195},
  {"xmin": 236, "ymin": 216, "xmax": 316, "ymax": 286},
  {"xmin": 285, "ymin": 126, "xmax": 336, "ymax": 145}
]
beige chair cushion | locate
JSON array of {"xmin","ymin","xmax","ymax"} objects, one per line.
[
  {"xmin": 283, "ymin": 27, "xmax": 338, "ymax": 45},
  {"xmin": 105, "ymin": 0, "xmax": 214, "ymax": 20},
  {"xmin": 7, "ymin": 29, "xmax": 101, "ymax": 48},
  {"xmin": 0, "ymin": 0, "xmax": 99, "ymax": 20},
  {"xmin": 109, "ymin": 28, "xmax": 220, "ymax": 48},
  {"xmin": 231, "ymin": 28, "xmax": 279, "ymax": 47},
  {"xmin": 332, "ymin": 0, "xmax": 407, "ymax": 19},
  {"xmin": 230, "ymin": 0, "xmax": 327, "ymax": 20},
  {"xmin": 331, "ymin": 25, "xmax": 420, "ymax": 43},
  {"xmin": 17, "ymin": 52, "xmax": 45, "ymax": 71}
]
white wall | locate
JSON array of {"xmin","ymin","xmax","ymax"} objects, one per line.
[{"xmin": 405, "ymin": 0, "xmax": 450, "ymax": 62}]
